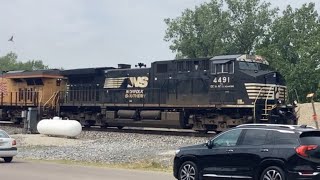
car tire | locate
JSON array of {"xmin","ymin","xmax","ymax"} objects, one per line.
[
  {"xmin": 260, "ymin": 166, "xmax": 286, "ymax": 180},
  {"xmin": 178, "ymin": 161, "xmax": 199, "ymax": 180},
  {"xmin": 3, "ymin": 157, "xmax": 13, "ymax": 163}
]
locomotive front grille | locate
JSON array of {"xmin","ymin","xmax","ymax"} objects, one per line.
[{"xmin": 245, "ymin": 83, "xmax": 286, "ymax": 101}]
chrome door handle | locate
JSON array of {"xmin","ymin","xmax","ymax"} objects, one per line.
[
  {"xmin": 226, "ymin": 149, "xmax": 234, "ymax": 152},
  {"xmin": 260, "ymin": 149, "xmax": 269, "ymax": 152}
]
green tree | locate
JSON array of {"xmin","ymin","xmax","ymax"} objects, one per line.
[
  {"xmin": 257, "ymin": 3, "xmax": 320, "ymax": 102},
  {"xmin": 0, "ymin": 52, "xmax": 18, "ymax": 71},
  {"xmin": 19, "ymin": 60, "xmax": 49, "ymax": 70},
  {"xmin": 164, "ymin": 0, "xmax": 277, "ymax": 58},
  {"xmin": 0, "ymin": 52, "xmax": 49, "ymax": 72}
]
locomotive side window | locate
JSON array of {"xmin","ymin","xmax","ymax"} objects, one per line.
[
  {"xmin": 26, "ymin": 78, "xmax": 44, "ymax": 85},
  {"xmin": 211, "ymin": 61, "xmax": 234, "ymax": 74},
  {"xmin": 217, "ymin": 64, "xmax": 223, "ymax": 73},
  {"xmin": 222, "ymin": 64, "xmax": 228, "ymax": 73}
]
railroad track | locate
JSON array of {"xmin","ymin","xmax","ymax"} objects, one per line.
[
  {"xmin": 0, "ymin": 121, "xmax": 215, "ymax": 138},
  {"xmin": 83, "ymin": 126, "xmax": 216, "ymax": 137},
  {"xmin": 0, "ymin": 121, "xmax": 23, "ymax": 128}
]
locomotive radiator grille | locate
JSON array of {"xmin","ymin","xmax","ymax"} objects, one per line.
[{"xmin": 245, "ymin": 83, "xmax": 287, "ymax": 101}]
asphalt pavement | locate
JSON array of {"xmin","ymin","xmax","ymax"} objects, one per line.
[{"xmin": 0, "ymin": 160, "xmax": 174, "ymax": 180}]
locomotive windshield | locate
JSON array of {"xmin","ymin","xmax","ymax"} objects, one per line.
[{"xmin": 239, "ymin": 62, "xmax": 269, "ymax": 71}]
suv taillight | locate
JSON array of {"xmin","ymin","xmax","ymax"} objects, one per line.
[
  {"xmin": 12, "ymin": 139, "xmax": 16, "ymax": 146},
  {"xmin": 296, "ymin": 145, "xmax": 318, "ymax": 157}
]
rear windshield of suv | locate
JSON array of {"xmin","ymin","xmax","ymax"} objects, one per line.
[
  {"xmin": 0, "ymin": 131, "xmax": 10, "ymax": 138},
  {"xmin": 300, "ymin": 131, "xmax": 320, "ymax": 145}
]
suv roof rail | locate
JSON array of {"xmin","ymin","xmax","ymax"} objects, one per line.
[
  {"xmin": 291, "ymin": 125, "xmax": 316, "ymax": 129},
  {"xmin": 237, "ymin": 124, "xmax": 316, "ymax": 130},
  {"xmin": 237, "ymin": 124, "xmax": 296, "ymax": 129}
]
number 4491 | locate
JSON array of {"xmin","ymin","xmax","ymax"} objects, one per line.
[{"xmin": 213, "ymin": 77, "xmax": 230, "ymax": 83}]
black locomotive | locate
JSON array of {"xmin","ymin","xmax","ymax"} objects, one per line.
[{"xmin": 58, "ymin": 54, "xmax": 296, "ymax": 132}]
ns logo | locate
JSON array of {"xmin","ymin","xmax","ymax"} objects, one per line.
[{"xmin": 127, "ymin": 76, "xmax": 149, "ymax": 88}]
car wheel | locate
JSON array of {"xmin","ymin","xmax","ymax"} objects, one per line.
[
  {"xmin": 178, "ymin": 161, "xmax": 199, "ymax": 180},
  {"xmin": 260, "ymin": 166, "xmax": 286, "ymax": 180},
  {"xmin": 3, "ymin": 157, "xmax": 13, "ymax": 163}
]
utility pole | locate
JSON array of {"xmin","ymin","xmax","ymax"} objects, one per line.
[{"xmin": 307, "ymin": 93, "xmax": 318, "ymax": 129}]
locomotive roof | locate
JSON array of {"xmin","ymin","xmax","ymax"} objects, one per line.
[
  {"xmin": 151, "ymin": 54, "xmax": 268, "ymax": 64},
  {"xmin": 211, "ymin": 54, "xmax": 269, "ymax": 65},
  {"xmin": 152, "ymin": 57, "xmax": 210, "ymax": 64},
  {"xmin": 211, "ymin": 54, "xmax": 243, "ymax": 60},
  {"xmin": 61, "ymin": 67, "xmax": 115, "ymax": 76},
  {"xmin": 105, "ymin": 67, "xmax": 150, "ymax": 72},
  {"xmin": 1, "ymin": 69, "xmax": 63, "ymax": 79}
]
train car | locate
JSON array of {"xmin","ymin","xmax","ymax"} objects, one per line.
[
  {"xmin": 58, "ymin": 67, "xmax": 115, "ymax": 127},
  {"xmin": 0, "ymin": 69, "xmax": 66, "ymax": 123},
  {"xmin": 58, "ymin": 54, "xmax": 296, "ymax": 132}
]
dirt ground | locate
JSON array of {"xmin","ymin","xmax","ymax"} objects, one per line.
[{"xmin": 296, "ymin": 103, "xmax": 320, "ymax": 127}]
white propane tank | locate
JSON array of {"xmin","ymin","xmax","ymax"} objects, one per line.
[{"xmin": 37, "ymin": 118, "xmax": 82, "ymax": 138}]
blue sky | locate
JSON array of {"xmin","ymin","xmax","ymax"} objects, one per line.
[{"xmin": 0, "ymin": 0, "xmax": 318, "ymax": 69}]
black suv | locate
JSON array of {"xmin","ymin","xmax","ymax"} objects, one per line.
[{"xmin": 173, "ymin": 124, "xmax": 320, "ymax": 180}]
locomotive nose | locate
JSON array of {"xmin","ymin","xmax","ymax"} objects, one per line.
[{"xmin": 264, "ymin": 72, "xmax": 285, "ymax": 85}]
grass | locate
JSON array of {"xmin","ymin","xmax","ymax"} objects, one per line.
[{"xmin": 21, "ymin": 158, "xmax": 173, "ymax": 173}]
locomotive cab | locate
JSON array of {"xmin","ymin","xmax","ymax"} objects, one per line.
[{"xmin": 208, "ymin": 54, "xmax": 295, "ymax": 126}]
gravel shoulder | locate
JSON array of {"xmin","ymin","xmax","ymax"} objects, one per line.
[
  {"xmin": 296, "ymin": 103, "xmax": 320, "ymax": 127},
  {"xmin": 1, "ymin": 126, "xmax": 209, "ymax": 171}
]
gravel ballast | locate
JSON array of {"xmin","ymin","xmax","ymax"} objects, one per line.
[{"xmin": 1, "ymin": 126, "xmax": 210, "ymax": 168}]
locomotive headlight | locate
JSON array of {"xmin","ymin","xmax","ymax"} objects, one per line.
[{"xmin": 175, "ymin": 149, "xmax": 180, "ymax": 155}]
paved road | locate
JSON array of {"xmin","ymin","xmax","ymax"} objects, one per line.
[{"xmin": 0, "ymin": 160, "xmax": 174, "ymax": 180}]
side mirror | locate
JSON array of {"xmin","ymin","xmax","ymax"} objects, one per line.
[{"xmin": 205, "ymin": 140, "xmax": 213, "ymax": 149}]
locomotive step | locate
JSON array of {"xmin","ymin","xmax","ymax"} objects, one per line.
[
  {"xmin": 260, "ymin": 119, "xmax": 269, "ymax": 121},
  {"xmin": 266, "ymin": 105, "xmax": 276, "ymax": 108}
]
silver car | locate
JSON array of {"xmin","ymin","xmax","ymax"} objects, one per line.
[{"xmin": 0, "ymin": 129, "xmax": 18, "ymax": 163}]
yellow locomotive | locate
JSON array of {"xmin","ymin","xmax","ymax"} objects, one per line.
[{"xmin": 0, "ymin": 70, "xmax": 66, "ymax": 123}]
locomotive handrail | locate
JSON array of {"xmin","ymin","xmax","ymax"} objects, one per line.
[
  {"xmin": 264, "ymin": 86, "xmax": 273, "ymax": 115},
  {"xmin": 43, "ymin": 91, "xmax": 59, "ymax": 111},
  {"xmin": 253, "ymin": 87, "xmax": 264, "ymax": 122},
  {"xmin": 38, "ymin": 90, "xmax": 43, "ymax": 115},
  {"xmin": 52, "ymin": 91, "xmax": 59, "ymax": 107},
  {"xmin": 54, "ymin": 91, "xmax": 60, "ymax": 115}
]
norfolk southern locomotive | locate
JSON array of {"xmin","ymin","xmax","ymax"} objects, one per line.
[
  {"xmin": 0, "ymin": 54, "xmax": 296, "ymax": 132},
  {"xmin": 56, "ymin": 54, "xmax": 296, "ymax": 132}
]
